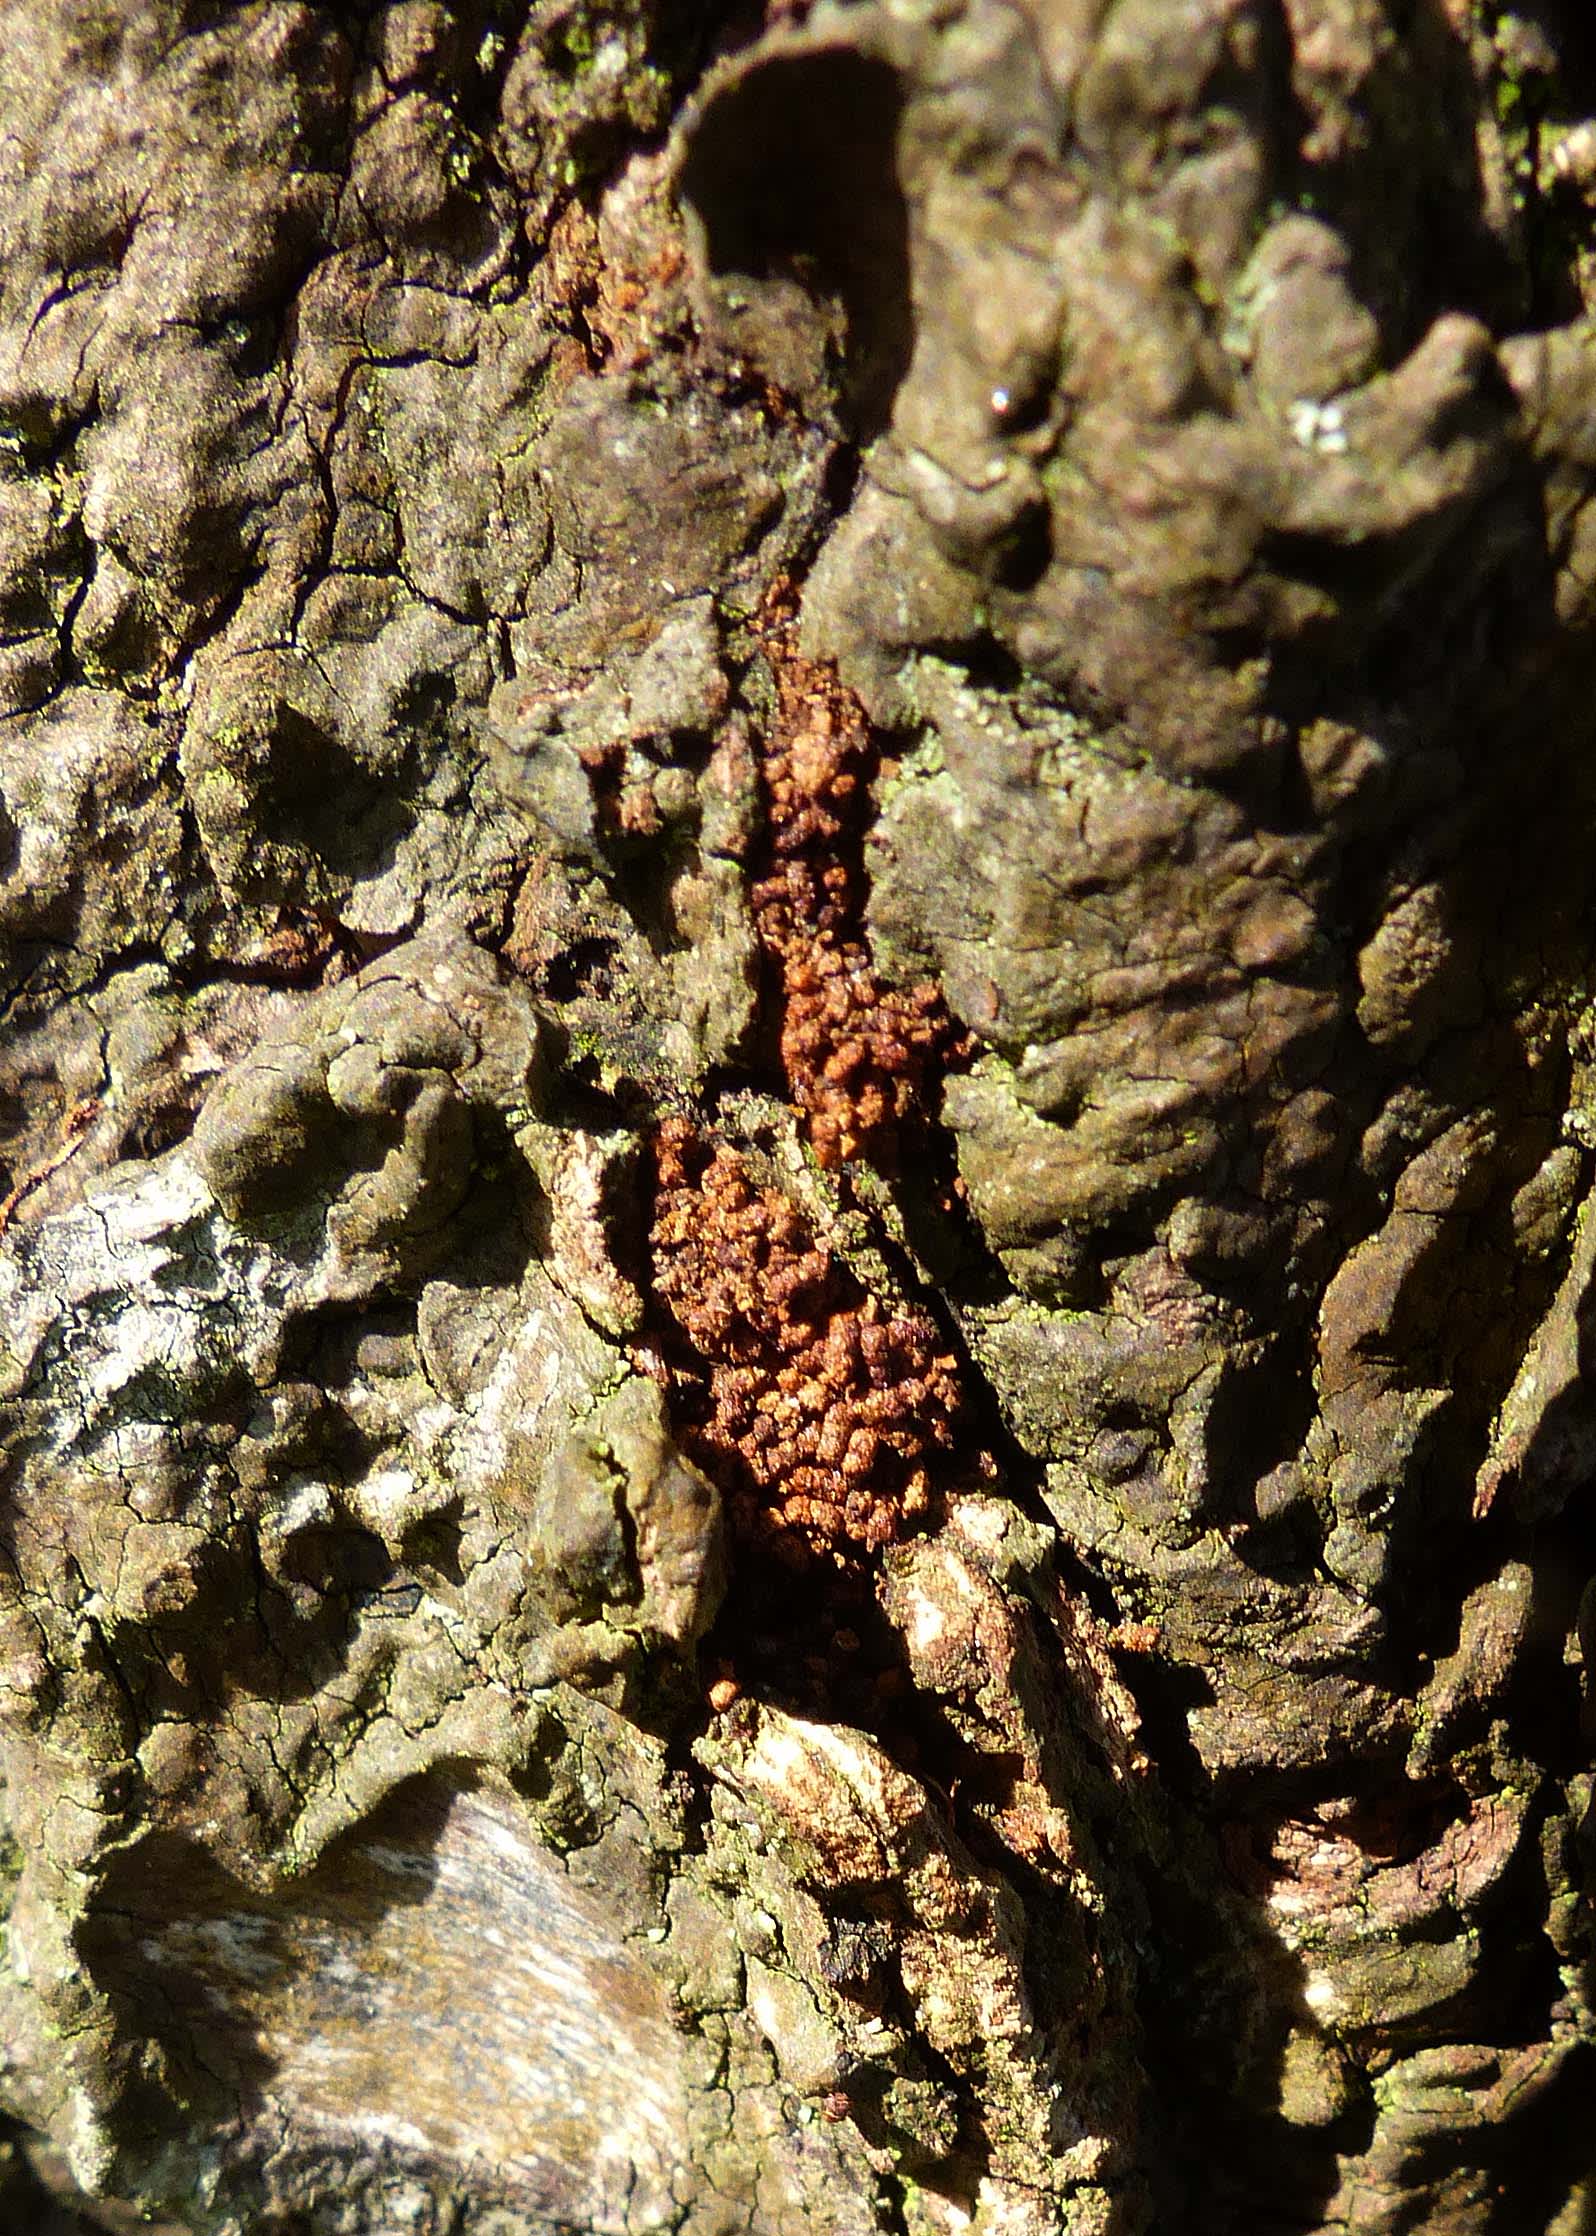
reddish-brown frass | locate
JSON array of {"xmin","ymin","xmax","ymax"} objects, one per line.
[
  {"xmin": 649, "ymin": 1121, "xmax": 962, "ymax": 1563},
  {"xmin": 751, "ymin": 605, "xmax": 965, "ymax": 1172}
]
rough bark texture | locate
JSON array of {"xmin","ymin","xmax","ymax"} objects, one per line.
[{"xmin": 0, "ymin": 2, "xmax": 1593, "ymax": 2232}]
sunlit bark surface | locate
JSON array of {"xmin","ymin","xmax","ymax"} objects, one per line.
[{"xmin": 1, "ymin": 3, "xmax": 1594, "ymax": 2231}]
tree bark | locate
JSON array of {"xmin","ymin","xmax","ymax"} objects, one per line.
[{"xmin": 0, "ymin": 2, "xmax": 1593, "ymax": 2231}]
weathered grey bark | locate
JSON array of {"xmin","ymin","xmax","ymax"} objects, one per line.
[{"xmin": 0, "ymin": 1, "xmax": 1593, "ymax": 2231}]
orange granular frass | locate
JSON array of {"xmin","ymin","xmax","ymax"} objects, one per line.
[
  {"xmin": 751, "ymin": 607, "xmax": 965, "ymax": 1171},
  {"xmin": 650, "ymin": 1120, "xmax": 963, "ymax": 1563}
]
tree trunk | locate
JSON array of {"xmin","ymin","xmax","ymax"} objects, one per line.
[{"xmin": 0, "ymin": 2, "xmax": 1592, "ymax": 2230}]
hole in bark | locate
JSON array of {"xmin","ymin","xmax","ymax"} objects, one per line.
[
  {"xmin": 276, "ymin": 1522, "xmax": 393, "ymax": 1600},
  {"xmin": 118, "ymin": 1101, "xmax": 199, "ymax": 1161},
  {"xmin": 540, "ymin": 933, "xmax": 621, "ymax": 1001},
  {"xmin": 680, "ymin": 47, "xmax": 913, "ymax": 439}
]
